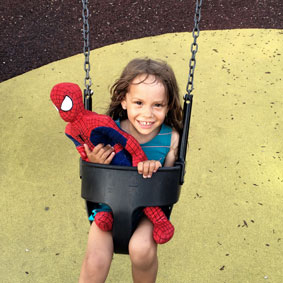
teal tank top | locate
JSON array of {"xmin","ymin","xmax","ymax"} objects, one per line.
[{"xmin": 115, "ymin": 120, "xmax": 172, "ymax": 166}]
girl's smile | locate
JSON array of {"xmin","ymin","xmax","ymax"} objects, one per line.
[
  {"xmin": 121, "ymin": 74, "xmax": 168, "ymax": 144},
  {"xmin": 138, "ymin": 120, "xmax": 154, "ymax": 127}
]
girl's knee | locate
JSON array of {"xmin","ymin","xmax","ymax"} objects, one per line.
[{"xmin": 129, "ymin": 239, "xmax": 157, "ymax": 269}]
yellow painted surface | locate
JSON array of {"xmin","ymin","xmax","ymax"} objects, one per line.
[{"xmin": 0, "ymin": 29, "xmax": 282, "ymax": 282}]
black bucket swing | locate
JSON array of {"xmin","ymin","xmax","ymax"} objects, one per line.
[{"xmin": 80, "ymin": 0, "xmax": 203, "ymax": 254}]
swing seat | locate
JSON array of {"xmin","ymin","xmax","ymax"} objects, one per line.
[
  {"xmin": 80, "ymin": 95, "xmax": 192, "ymax": 254},
  {"xmin": 80, "ymin": 159, "xmax": 183, "ymax": 254}
]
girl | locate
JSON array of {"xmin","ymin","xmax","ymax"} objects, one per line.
[{"xmin": 79, "ymin": 58, "xmax": 182, "ymax": 283}]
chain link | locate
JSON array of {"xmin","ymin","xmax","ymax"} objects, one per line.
[
  {"xmin": 185, "ymin": 0, "xmax": 203, "ymax": 101},
  {"xmin": 82, "ymin": 0, "xmax": 92, "ymax": 97}
]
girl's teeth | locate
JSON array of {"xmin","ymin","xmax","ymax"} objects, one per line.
[{"xmin": 140, "ymin": 122, "xmax": 151, "ymax": 125}]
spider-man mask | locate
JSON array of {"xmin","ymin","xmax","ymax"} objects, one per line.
[{"xmin": 50, "ymin": 82, "xmax": 84, "ymax": 122}]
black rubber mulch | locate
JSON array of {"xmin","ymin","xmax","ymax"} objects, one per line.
[{"xmin": 1, "ymin": 0, "xmax": 282, "ymax": 82}]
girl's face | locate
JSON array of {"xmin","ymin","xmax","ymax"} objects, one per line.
[{"xmin": 121, "ymin": 74, "xmax": 168, "ymax": 143}]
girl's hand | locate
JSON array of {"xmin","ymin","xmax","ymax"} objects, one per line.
[
  {"xmin": 84, "ymin": 143, "xmax": 115, "ymax": 164},
  {"xmin": 137, "ymin": 160, "xmax": 162, "ymax": 178}
]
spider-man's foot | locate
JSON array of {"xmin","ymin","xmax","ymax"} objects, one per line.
[
  {"xmin": 144, "ymin": 206, "xmax": 175, "ymax": 244},
  {"xmin": 95, "ymin": 211, "xmax": 113, "ymax": 231}
]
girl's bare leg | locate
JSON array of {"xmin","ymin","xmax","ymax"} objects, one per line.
[
  {"xmin": 129, "ymin": 218, "xmax": 158, "ymax": 283},
  {"xmin": 79, "ymin": 222, "xmax": 113, "ymax": 283}
]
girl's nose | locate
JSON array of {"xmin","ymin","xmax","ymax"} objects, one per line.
[{"xmin": 142, "ymin": 106, "xmax": 153, "ymax": 117}]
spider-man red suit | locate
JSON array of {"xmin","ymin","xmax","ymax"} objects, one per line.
[{"xmin": 50, "ymin": 82, "xmax": 174, "ymax": 244}]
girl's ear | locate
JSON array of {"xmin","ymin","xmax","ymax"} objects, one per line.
[{"xmin": 121, "ymin": 99, "xmax": 127, "ymax": 110}]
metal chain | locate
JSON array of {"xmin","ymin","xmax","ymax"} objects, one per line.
[
  {"xmin": 81, "ymin": 0, "xmax": 201, "ymax": 101},
  {"xmin": 82, "ymin": 0, "xmax": 92, "ymax": 97},
  {"xmin": 185, "ymin": 0, "xmax": 203, "ymax": 101}
]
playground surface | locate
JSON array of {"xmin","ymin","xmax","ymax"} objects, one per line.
[
  {"xmin": 0, "ymin": 1, "xmax": 283, "ymax": 282},
  {"xmin": 1, "ymin": 0, "xmax": 282, "ymax": 82}
]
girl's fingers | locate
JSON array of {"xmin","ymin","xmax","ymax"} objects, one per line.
[
  {"xmin": 154, "ymin": 161, "xmax": 162, "ymax": 172},
  {"xmin": 147, "ymin": 161, "xmax": 156, "ymax": 178},
  {"xmin": 85, "ymin": 144, "xmax": 114, "ymax": 163},
  {"xmin": 143, "ymin": 161, "xmax": 150, "ymax": 178},
  {"xmin": 104, "ymin": 151, "xmax": 115, "ymax": 164},
  {"xmin": 101, "ymin": 145, "xmax": 115, "ymax": 162},
  {"xmin": 137, "ymin": 162, "xmax": 144, "ymax": 175},
  {"xmin": 142, "ymin": 161, "xmax": 150, "ymax": 178},
  {"xmin": 139, "ymin": 161, "xmax": 151, "ymax": 178},
  {"xmin": 102, "ymin": 145, "xmax": 114, "ymax": 154},
  {"xmin": 137, "ymin": 161, "xmax": 162, "ymax": 178},
  {"xmin": 92, "ymin": 144, "xmax": 112, "ymax": 158},
  {"xmin": 84, "ymin": 143, "xmax": 91, "ymax": 155},
  {"xmin": 92, "ymin": 143, "xmax": 104, "ymax": 155}
]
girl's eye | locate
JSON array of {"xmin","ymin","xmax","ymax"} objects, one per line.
[
  {"xmin": 155, "ymin": 103, "xmax": 162, "ymax": 107},
  {"xmin": 135, "ymin": 101, "xmax": 142, "ymax": 105}
]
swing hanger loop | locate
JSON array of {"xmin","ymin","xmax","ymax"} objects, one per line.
[
  {"xmin": 82, "ymin": 0, "xmax": 93, "ymax": 98},
  {"xmin": 184, "ymin": 0, "xmax": 202, "ymax": 102}
]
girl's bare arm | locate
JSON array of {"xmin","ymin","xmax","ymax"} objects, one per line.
[{"xmin": 164, "ymin": 130, "xmax": 180, "ymax": 167}]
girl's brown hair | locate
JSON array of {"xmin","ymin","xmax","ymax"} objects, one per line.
[{"xmin": 107, "ymin": 58, "xmax": 183, "ymax": 133}]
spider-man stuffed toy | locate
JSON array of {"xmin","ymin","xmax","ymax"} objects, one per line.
[{"xmin": 50, "ymin": 82, "xmax": 174, "ymax": 244}]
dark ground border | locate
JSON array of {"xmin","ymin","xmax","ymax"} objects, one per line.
[{"xmin": 1, "ymin": 0, "xmax": 282, "ymax": 82}]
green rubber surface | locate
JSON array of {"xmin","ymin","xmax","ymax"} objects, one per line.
[{"xmin": 0, "ymin": 29, "xmax": 282, "ymax": 282}]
